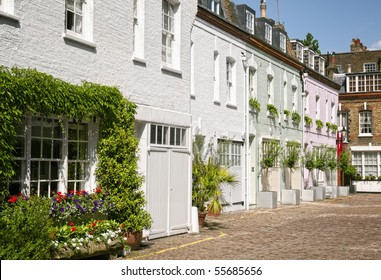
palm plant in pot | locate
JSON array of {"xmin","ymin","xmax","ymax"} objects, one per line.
[{"xmin": 192, "ymin": 133, "xmax": 237, "ymax": 226}]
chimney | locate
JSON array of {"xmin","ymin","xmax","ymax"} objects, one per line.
[
  {"xmin": 260, "ymin": 0, "xmax": 267, "ymax": 18},
  {"xmin": 347, "ymin": 64, "xmax": 352, "ymax": 73}
]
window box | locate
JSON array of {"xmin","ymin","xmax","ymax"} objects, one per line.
[{"xmin": 267, "ymin": 104, "xmax": 279, "ymax": 118}]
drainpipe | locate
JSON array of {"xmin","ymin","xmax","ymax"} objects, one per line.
[
  {"xmin": 300, "ymin": 68, "xmax": 307, "ymax": 193},
  {"xmin": 242, "ymin": 53, "xmax": 250, "ymax": 210}
]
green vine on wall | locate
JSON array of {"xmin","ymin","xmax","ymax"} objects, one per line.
[{"xmin": 0, "ymin": 66, "xmax": 151, "ymax": 230}]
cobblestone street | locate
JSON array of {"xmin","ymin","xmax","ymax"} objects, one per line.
[{"xmin": 125, "ymin": 193, "xmax": 381, "ymax": 260}]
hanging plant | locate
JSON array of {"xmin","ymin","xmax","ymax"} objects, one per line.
[
  {"xmin": 291, "ymin": 111, "xmax": 301, "ymax": 123},
  {"xmin": 267, "ymin": 104, "xmax": 279, "ymax": 117},
  {"xmin": 283, "ymin": 109, "xmax": 291, "ymax": 118},
  {"xmin": 249, "ymin": 97, "xmax": 261, "ymax": 112},
  {"xmin": 304, "ymin": 116, "xmax": 312, "ymax": 126},
  {"xmin": 316, "ymin": 119, "xmax": 324, "ymax": 129}
]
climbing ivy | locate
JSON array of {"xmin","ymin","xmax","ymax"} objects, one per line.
[{"xmin": 0, "ymin": 66, "xmax": 151, "ymax": 230}]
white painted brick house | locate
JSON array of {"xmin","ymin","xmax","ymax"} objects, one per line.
[{"xmin": 0, "ymin": 0, "xmax": 197, "ymax": 239}]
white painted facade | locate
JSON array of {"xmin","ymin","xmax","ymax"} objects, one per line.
[{"xmin": 0, "ymin": 0, "xmax": 197, "ymax": 239}]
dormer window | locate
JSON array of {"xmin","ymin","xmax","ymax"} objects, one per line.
[
  {"xmin": 280, "ymin": 33, "xmax": 286, "ymax": 53},
  {"xmin": 209, "ymin": 0, "xmax": 220, "ymax": 15},
  {"xmin": 265, "ymin": 23, "xmax": 272, "ymax": 44},
  {"xmin": 364, "ymin": 63, "xmax": 376, "ymax": 72},
  {"xmin": 246, "ymin": 11, "xmax": 255, "ymax": 34}
]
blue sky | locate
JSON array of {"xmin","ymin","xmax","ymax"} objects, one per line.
[{"xmin": 233, "ymin": 0, "xmax": 381, "ymax": 53}]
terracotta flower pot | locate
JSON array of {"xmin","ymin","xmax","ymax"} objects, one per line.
[
  {"xmin": 198, "ymin": 212, "xmax": 207, "ymax": 227},
  {"xmin": 125, "ymin": 230, "xmax": 143, "ymax": 250}
]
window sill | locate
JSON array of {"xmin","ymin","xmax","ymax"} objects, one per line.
[
  {"xmin": 213, "ymin": 100, "xmax": 221, "ymax": 105},
  {"xmin": 161, "ymin": 65, "xmax": 182, "ymax": 76},
  {"xmin": 63, "ymin": 33, "xmax": 97, "ymax": 49},
  {"xmin": 132, "ymin": 56, "xmax": 147, "ymax": 65},
  {"xmin": 0, "ymin": 11, "xmax": 20, "ymax": 22},
  {"xmin": 358, "ymin": 134, "xmax": 373, "ymax": 138},
  {"xmin": 226, "ymin": 102, "xmax": 237, "ymax": 109}
]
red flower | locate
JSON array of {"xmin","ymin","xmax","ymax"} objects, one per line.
[
  {"xmin": 95, "ymin": 187, "xmax": 102, "ymax": 193},
  {"xmin": 76, "ymin": 191, "xmax": 81, "ymax": 195},
  {"xmin": 92, "ymin": 222, "xmax": 97, "ymax": 227},
  {"xmin": 57, "ymin": 192, "xmax": 63, "ymax": 197},
  {"xmin": 8, "ymin": 196, "xmax": 18, "ymax": 203},
  {"xmin": 57, "ymin": 197, "xmax": 62, "ymax": 203},
  {"xmin": 69, "ymin": 189, "xmax": 74, "ymax": 194},
  {"xmin": 98, "ymin": 219, "xmax": 102, "ymax": 223},
  {"xmin": 71, "ymin": 227, "xmax": 77, "ymax": 232},
  {"xmin": 121, "ymin": 223, "xmax": 125, "ymax": 228},
  {"xmin": 69, "ymin": 222, "xmax": 75, "ymax": 226}
]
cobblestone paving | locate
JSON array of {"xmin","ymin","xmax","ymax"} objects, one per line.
[{"xmin": 125, "ymin": 194, "xmax": 381, "ymax": 260}]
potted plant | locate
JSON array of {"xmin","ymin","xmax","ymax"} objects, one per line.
[
  {"xmin": 291, "ymin": 111, "xmax": 301, "ymax": 124},
  {"xmin": 304, "ymin": 116, "xmax": 312, "ymax": 126},
  {"xmin": 258, "ymin": 140, "xmax": 281, "ymax": 208},
  {"xmin": 281, "ymin": 141, "xmax": 301, "ymax": 205},
  {"xmin": 249, "ymin": 97, "xmax": 260, "ymax": 112},
  {"xmin": 267, "ymin": 104, "xmax": 279, "ymax": 118},
  {"xmin": 122, "ymin": 206, "xmax": 152, "ymax": 250},
  {"xmin": 338, "ymin": 151, "xmax": 355, "ymax": 196},
  {"xmin": 192, "ymin": 133, "xmax": 237, "ymax": 226},
  {"xmin": 313, "ymin": 145, "xmax": 328, "ymax": 200},
  {"xmin": 283, "ymin": 109, "xmax": 291, "ymax": 120},
  {"xmin": 302, "ymin": 148, "xmax": 316, "ymax": 201},
  {"xmin": 316, "ymin": 119, "xmax": 324, "ymax": 129}
]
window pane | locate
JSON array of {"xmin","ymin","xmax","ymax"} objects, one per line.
[
  {"xmin": 14, "ymin": 137, "xmax": 25, "ymax": 158},
  {"xmin": 75, "ymin": 14, "xmax": 83, "ymax": 34},
  {"xmin": 157, "ymin": 126, "xmax": 163, "ymax": 144},
  {"xmin": 40, "ymin": 182, "xmax": 49, "ymax": 197},
  {"xmin": 31, "ymin": 139, "xmax": 41, "ymax": 158},
  {"xmin": 163, "ymin": 127, "xmax": 168, "ymax": 145},
  {"xmin": 31, "ymin": 161, "xmax": 39, "ymax": 181},
  {"xmin": 43, "ymin": 126, "xmax": 52, "ymax": 138},
  {"xmin": 30, "ymin": 182, "xmax": 38, "ymax": 196},
  {"xmin": 79, "ymin": 142, "xmax": 88, "ymax": 160},
  {"xmin": 42, "ymin": 140, "xmax": 52, "ymax": 158},
  {"xmin": 40, "ymin": 161, "xmax": 49, "ymax": 180},
  {"xmin": 170, "ymin": 127, "xmax": 175, "ymax": 145},
  {"xmin": 67, "ymin": 0, "xmax": 75, "ymax": 10},
  {"xmin": 51, "ymin": 162, "xmax": 59, "ymax": 180},
  {"xmin": 32, "ymin": 125, "xmax": 41, "ymax": 137},
  {"xmin": 51, "ymin": 182, "xmax": 58, "ymax": 195},
  {"xmin": 68, "ymin": 142, "xmax": 77, "ymax": 160},
  {"xmin": 53, "ymin": 140, "xmax": 62, "ymax": 159},
  {"xmin": 68, "ymin": 162, "xmax": 76, "ymax": 180},
  {"xmin": 150, "ymin": 125, "xmax": 156, "ymax": 144},
  {"xmin": 66, "ymin": 11, "xmax": 75, "ymax": 31},
  {"xmin": 181, "ymin": 129, "xmax": 187, "ymax": 146},
  {"xmin": 78, "ymin": 124, "xmax": 88, "ymax": 140},
  {"xmin": 68, "ymin": 125, "xmax": 77, "ymax": 140},
  {"xmin": 176, "ymin": 128, "xmax": 181, "ymax": 146}
]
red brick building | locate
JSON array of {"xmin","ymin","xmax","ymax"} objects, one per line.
[{"xmin": 324, "ymin": 39, "xmax": 381, "ymax": 185}]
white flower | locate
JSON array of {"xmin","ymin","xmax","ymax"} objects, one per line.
[{"xmin": 107, "ymin": 239, "xmax": 112, "ymax": 244}]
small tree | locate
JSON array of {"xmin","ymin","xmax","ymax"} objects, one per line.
[
  {"xmin": 326, "ymin": 147, "xmax": 337, "ymax": 185},
  {"xmin": 282, "ymin": 141, "xmax": 301, "ymax": 189},
  {"xmin": 339, "ymin": 151, "xmax": 357, "ymax": 185},
  {"xmin": 260, "ymin": 140, "xmax": 281, "ymax": 191},
  {"xmin": 303, "ymin": 148, "xmax": 316, "ymax": 188},
  {"xmin": 315, "ymin": 145, "xmax": 328, "ymax": 185},
  {"xmin": 302, "ymin": 33, "xmax": 321, "ymax": 54}
]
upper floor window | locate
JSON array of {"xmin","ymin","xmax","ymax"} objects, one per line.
[
  {"xmin": 162, "ymin": 0, "xmax": 180, "ymax": 69},
  {"xmin": 65, "ymin": 0, "xmax": 94, "ymax": 44},
  {"xmin": 214, "ymin": 51, "xmax": 220, "ymax": 102},
  {"xmin": 226, "ymin": 58, "xmax": 236, "ymax": 105},
  {"xmin": 133, "ymin": 0, "xmax": 145, "ymax": 60},
  {"xmin": 209, "ymin": 0, "xmax": 220, "ymax": 15},
  {"xmin": 359, "ymin": 111, "xmax": 372, "ymax": 136},
  {"xmin": 66, "ymin": 0, "xmax": 84, "ymax": 34},
  {"xmin": 265, "ymin": 23, "xmax": 272, "ymax": 44},
  {"xmin": 249, "ymin": 68, "xmax": 257, "ymax": 98},
  {"xmin": 364, "ymin": 63, "xmax": 376, "ymax": 72},
  {"xmin": 315, "ymin": 96, "xmax": 320, "ymax": 119},
  {"xmin": 280, "ymin": 33, "xmax": 286, "ymax": 53},
  {"xmin": 0, "ymin": 0, "xmax": 18, "ymax": 20},
  {"xmin": 246, "ymin": 11, "xmax": 255, "ymax": 34}
]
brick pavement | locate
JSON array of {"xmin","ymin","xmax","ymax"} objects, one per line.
[{"xmin": 124, "ymin": 193, "xmax": 381, "ymax": 260}]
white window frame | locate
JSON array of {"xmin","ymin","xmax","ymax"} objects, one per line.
[
  {"xmin": 267, "ymin": 75, "xmax": 274, "ymax": 105},
  {"xmin": 246, "ymin": 11, "xmax": 255, "ymax": 34},
  {"xmin": 162, "ymin": 0, "xmax": 180, "ymax": 70},
  {"xmin": 359, "ymin": 111, "xmax": 372, "ymax": 136},
  {"xmin": 64, "ymin": 0, "xmax": 95, "ymax": 47},
  {"xmin": 315, "ymin": 96, "xmax": 320, "ymax": 120},
  {"xmin": 265, "ymin": 23, "xmax": 272, "ymax": 44},
  {"xmin": 283, "ymin": 76, "xmax": 288, "ymax": 111},
  {"xmin": 352, "ymin": 151, "xmax": 381, "ymax": 178},
  {"xmin": 218, "ymin": 140, "xmax": 242, "ymax": 167},
  {"xmin": 209, "ymin": 0, "xmax": 220, "ymax": 15},
  {"xmin": 249, "ymin": 67, "xmax": 257, "ymax": 99},
  {"xmin": 9, "ymin": 116, "xmax": 95, "ymax": 197},
  {"xmin": 280, "ymin": 33, "xmax": 286, "ymax": 53},
  {"xmin": 364, "ymin": 63, "xmax": 376, "ymax": 73},
  {"xmin": 226, "ymin": 58, "xmax": 236, "ymax": 106},
  {"xmin": 133, "ymin": 0, "xmax": 145, "ymax": 61},
  {"xmin": 150, "ymin": 124, "xmax": 187, "ymax": 148},
  {"xmin": 214, "ymin": 51, "xmax": 220, "ymax": 102},
  {"xmin": 0, "ymin": 0, "xmax": 19, "ymax": 21}
]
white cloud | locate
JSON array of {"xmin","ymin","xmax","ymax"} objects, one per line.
[{"xmin": 369, "ymin": 40, "xmax": 381, "ymax": 50}]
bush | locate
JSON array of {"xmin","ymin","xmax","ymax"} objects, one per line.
[{"xmin": 0, "ymin": 195, "xmax": 54, "ymax": 259}]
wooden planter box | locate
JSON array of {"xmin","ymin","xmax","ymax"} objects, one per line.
[
  {"xmin": 53, "ymin": 239, "xmax": 124, "ymax": 260},
  {"xmin": 257, "ymin": 191, "xmax": 277, "ymax": 209},
  {"xmin": 302, "ymin": 189, "xmax": 316, "ymax": 202},
  {"xmin": 312, "ymin": 186, "xmax": 326, "ymax": 201},
  {"xmin": 281, "ymin": 189, "xmax": 300, "ymax": 205}
]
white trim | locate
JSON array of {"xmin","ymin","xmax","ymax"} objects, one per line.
[
  {"xmin": 351, "ymin": 146, "xmax": 381, "ymax": 152},
  {"xmin": 63, "ymin": 32, "xmax": 97, "ymax": 48}
]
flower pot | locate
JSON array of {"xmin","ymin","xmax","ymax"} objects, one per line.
[
  {"xmin": 281, "ymin": 189, "xmax": 300, "ymax": 205},
  {"xmin": 198, "ymin": 212, "xmax": 207, "ymax": 227},
  {"xmin": 338, "ymin": 186, "xmax": 349, "ymax": 197},
  {"xmin": 302, "ymin": 189, "xmax": 316, "ymax": 202},
  {"xmin": 312, "ymin": 186, "xmax": 326, "ymax": 201},
  {"xmin": 257, "ymin": 191, "xmax": 277, "ymax": 209},
  {"xmin": 125, "ymin": 230, "xmax": 143, "ymax": 250}
]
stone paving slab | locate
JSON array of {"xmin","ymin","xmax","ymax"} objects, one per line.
[{"xmin": 124, "ymin": 194, "xmax": 381, "ymax": 260}]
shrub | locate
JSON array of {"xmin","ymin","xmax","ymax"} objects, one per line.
[
  {"xmin": 249, "ymin": 97, "xmax": 260, "ymax": 112},
  {"xmin": 267, "ymin": 104, "xmax": 279, "ymax": 117},
  {"xmin": 291, "ymin": 111, "xmax": 301, "ymax": 123},
  {"xmin": 304, "ymin": 116, "xmax": 312, "ymax": 126},
  {"xmin": 316, "ymin": 119, "xmax": 324, "ymax": 129},
  {"xmin": 0, "ymin": 195, "xmax": 54, "ymax": 259}
]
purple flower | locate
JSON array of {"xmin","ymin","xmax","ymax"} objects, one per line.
[{"xmin": 59, "ymin": 207, "xmax": 65, "ymax": 213}]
